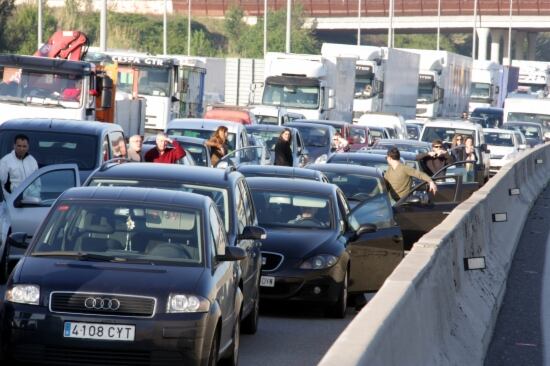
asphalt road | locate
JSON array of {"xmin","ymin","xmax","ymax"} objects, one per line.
[
  {"xmin": 485, "ymin": 183, "xmax": 550, "ymax": 365},
  {"xmin": 240, "ymin": 300, "xmax": 359, "ymax": 366}
]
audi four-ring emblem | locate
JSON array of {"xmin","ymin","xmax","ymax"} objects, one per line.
[{"xmin": 84, "ymin": 297, "xmax": 121, "ymax": 311}]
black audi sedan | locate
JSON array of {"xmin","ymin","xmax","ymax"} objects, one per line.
[
  {"xmin": 85, "ymin": 163, "xmax": 265, "ymax": 334},
  {"xmin": 1, "ymin": 186, "xmax": 247, "ymax": 366},
  {"xmin": 246, "ymin": 178, "xmax": 404, "ymax": 318}
]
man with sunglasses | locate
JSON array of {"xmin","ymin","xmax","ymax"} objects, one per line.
[{"xmin": 416, "ymin": 139, "xmax": 454, "ymax": 176}]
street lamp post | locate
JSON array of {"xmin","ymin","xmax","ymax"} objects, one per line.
[
  {"xmin": 508, "ymin": 0, "xmax": 513, "ymax": 66},
  {"xmin": 387, "ymin": 0, "xmax": 394, "ymax": 47},
  {"xmin": 264, "ymin": 0, "xmax": 268, "ymax": 56},
  {"xmin": 100, "ymin": 0, "xmax": 107, "ymax": 51},
  {"xmin": 187, "ymin": 0, "xmax": 191, "ymax": 56},
  {"xmin": 163, "ymin": 0, "xmax": 167, "ymax": 55},
  {"xmin": 37, "ymin": 0, "xmax": 42, "ymax": 49},
  {"xmin": 472, "ymin": 0, "xmax": 478, "ymax": 59},
  {"xmin": 286, "ymin": 0, "xmax": 291, "ymax": 53},
  {"xmin": 436, "ymin": 0, "xmax": 441, "ymax": 50},
  {"xmin": 357, "ymin": 0, "xmax": 361, "ymax": 46}
]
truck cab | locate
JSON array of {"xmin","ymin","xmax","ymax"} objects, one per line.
[
  {"xmin": 469, "ymin": 61, "xmax": 503, "ymax": 112},
  {"xmin": 511, "ymin": 60, "xmax": 550, "ymax": 96}
]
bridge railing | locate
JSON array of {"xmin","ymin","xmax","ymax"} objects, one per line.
[{"xmin": 319, "ymin": 142, "xmax": 550, "ymax": 366}]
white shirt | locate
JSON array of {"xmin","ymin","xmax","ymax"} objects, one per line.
[{"xmin": 0, "ymin": 150, "xmax": 39, "ymax": 194}]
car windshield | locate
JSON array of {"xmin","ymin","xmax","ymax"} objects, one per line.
[
  {"xmin": 31, "ymin": 202, "xmax": 202, "ymax": 265},
  {"xmin": 505, "ymin": 124, "xmax": 541, "ymax": 138},
  {"xmin": 0, "ymin": 66, "xmax": 84, "ymax": 108},
  {"xmin": 293, "ymin": 126, "xmax": 330, "ymax": 147},
  {"xmin": 484, "ymin": 132, "xmax": 514, "ymax": 147},
  {"xmin": 166, "ymin": 129, "xmax": 237, "ymax": 153},
  {"xmin": 354, "ymin": 66, "xmax": 375, "ymax": 99},
  {"xmin": 251, "ymin": 190, "xmax": 332, "ymax": 229},
  {"xmin": 417, "ymin": 76, "xmax": 435, "ymax": 103},
  {"xmin": 89, "ymin": 179, "xmax": 230, "ymax": 232},
  {"xmin": 0, "ymin": 130, "xmax": 98, "ymax": 170},
  {"xmin": 256, "ymin": 115, "xmax": 279, "ymax": 125},
  {"xmin": 421, "ymin": 127, "xmax": 476, "ymax": 145},
  {"xmin": 507, "ymin": 112, "xmax": 550, "ymax": 128},
  {"xmin": 323, "ymin": 172, "xmax": 384, "ymax": 201}
]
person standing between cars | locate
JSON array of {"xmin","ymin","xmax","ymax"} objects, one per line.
[
  {"xmin": 205, "ymin": 126, "xmax": 229, "ymax": 167},
  {"xmin": 0, "ymin": 134, "xmax": 39, "ymax": 195},
  {"xmin": 464, "ymin": 136, "xmax": 478, "ymax": 181},
  {"xmin": 274, "ymin": 128, "xmax": 293, "ymax": 166},
  {"xmin": 127, "ymin": 135, "xmax": 143, "ymax": 162},
  {"xmin": 416, "ymin": 139, "xmax": 454, "ymax": 177},
  {"xmin": 144, "ymin": 132, "xmax": 185, "ymax": 164},
  {"xmin": 384, "ymin": 147, "xmax": 437, "ymax": 201},
  {"xmin": 450, "ymin": 134, "xmax": 466, "ymax": 161}
]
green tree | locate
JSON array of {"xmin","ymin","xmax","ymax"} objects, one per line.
[
  {"xmin": 3, "ymin": 3, "xmax": 56, "ymax": 54},
  {"xmin": 223, "ymin": 5, "xmax": 245, "ymax": 54},
  {"xmin": 0, "ymin": 0, "xmax": 15, "ymax": 50}
]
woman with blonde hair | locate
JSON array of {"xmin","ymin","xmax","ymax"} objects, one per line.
[{"xmin": 205, "ymin": 126, "xmax": 229, "ymax": 167}]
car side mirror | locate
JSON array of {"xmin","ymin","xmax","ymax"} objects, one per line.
[
  {"xmin": 356, "ymin": 223, "xmax": 377, "ymax": 236},
  {"xmin": 216, "ymin": 246, "xmax": 247, "ymax": 262},
  {"xmin": 480, "ymin": 143, "xmax": 489, "ymax": 153},
  {"xmin": 8, "ymin": 232, "xmax": 29, "ymax": 249},
  {"xmin": 519, "ymin": 144, "xmax": 527, "ymax": 150},
  {"xmin": 238, "ymin": 226, "xmax": 267, "ymax": 241}
]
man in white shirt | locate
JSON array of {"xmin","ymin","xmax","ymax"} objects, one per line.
[{"xmin": 0, "ymin": 134, "xmax": 39, "ymax": 195}]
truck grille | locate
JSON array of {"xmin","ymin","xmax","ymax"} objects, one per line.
[
  {"xmin": 261, "ymin": 252, "xmax": 284, "ymax": 272},
  {"xmin": 50, "ymin": 292, "xmax": 156, "ymax": 318}
]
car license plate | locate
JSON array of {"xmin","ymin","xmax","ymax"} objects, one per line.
[
  {"xmin": 260, "ymin": 276, "xmax": 275, "ymax": 287},
  {"xmin": 64, "ymin": 322, "xmax": 135, "ymax": 341}
]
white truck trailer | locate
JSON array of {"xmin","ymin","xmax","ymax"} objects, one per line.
[
  {"xmin": 469, "ymin": 60, "xmax": 505, "ymax": 111},
  {"xmin": 260, "ymin": 52, "xmax": 356, "ymax": 121},
  {"xmin": 321, "ymin": 43, "xmax": 419, "ymax": 120},
  {"xmin": 403, "ymin": 49, "xmax": 472, "ymax": 119},
  {"xmin": 511, "ymin": 60, "xmax": 550, "ymax": 96}
]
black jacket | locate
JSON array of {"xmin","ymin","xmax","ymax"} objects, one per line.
[
  {"xmin": 416, "ymin": 151, "xmax": 454, "ymax": 176},
  {"xmin": 274, "ymin": 140, "xmax": 293, "ymax": 166}
]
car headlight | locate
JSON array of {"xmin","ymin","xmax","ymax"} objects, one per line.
[
  {"xmin": 300, "ymin": 254, "xmax": 338, "ymax": 270},
  {"xmin": 314, "ymin": 154, "xmax": 328, "ymax": 164},
  {"xmin": 167, "ymin": 294, "xmax": 210, "ymax": 313},
  {"xmin": 5, "ymin": 284, "xmax": 40, "ymax": 305}
]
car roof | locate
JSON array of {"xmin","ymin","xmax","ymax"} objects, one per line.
[
  {"xmin": 422, "ymin": 120, "xmax": 483, "ymax": 130},
  {"xmin": 483, "ymin": 128, "xmax": 515, "ymax": 134},
  {"xmin": 286, "ymin": 122, "xmax": 336, "ymax": 131},
  {"xmin": 294, "ymin": 119, "xmax": 349, "ymax": 127},
  {"xmin": 237, "ymin": 165, "xmax": 324, "ymax": 180},
  {"xmin": 367, "ymin": 149, "xmax": 416, "ymax": 159},
  {"xmin": 246, "ymin": 176, "xmax": 337, "ymax": 195},
  {"xmin": 374, "ymin": 139, "xmax": 431, "ymax": 146},
  {"xmin": 88, "ymin": 163, "xmax": 243, "ymax": 186},
  {"xmin": 167, "ymin": 118, "xmax": 244, "ymax": 133},
  {"xmin": 503, "ymin": 121, "xmax": 542, "ymax": 127},
  {"xmin": 204, "ymin": 109, "xmax": 253, "ymax": 124},
  {"xmin": 0, "ymin": 118, "xmax": 122, "ymax": 135},
  {"xmin": 145, "ymin": 135, "xmax": 207, "ymax": 145},
  {"xmin": 328, "ymin": 152, "xmax": 387, "ymax": 162},
  {"xmin": 307, "ymin": 163, "xmax": 383, "ymax": 178},
  {"xmin": 246, "ymin": 125, "xmax": 297, "ymax": 133},
  {"xmin": 60, "ymin": 186, "xmax": 209, "ymax": 209},
  {"xmin": 472, "ymin": 107, "xmax": 503, "ymax": 113}
]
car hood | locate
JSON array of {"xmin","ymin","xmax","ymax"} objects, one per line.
[
  {"xmin": 260, "ymin": 227, "xmax": 340, "ymax": 259},
  {"xmin": 16, "ymin": 257, "xmax": 206, "ymax": 296},
  {"xmin": 488, "ymin": 145, "xmax": 516, "ymax": 157}
]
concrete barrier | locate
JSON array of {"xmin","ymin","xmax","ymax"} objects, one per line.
[{"xmin": 320, "ymin": 143, "xmax": 550, "ymax": 366}]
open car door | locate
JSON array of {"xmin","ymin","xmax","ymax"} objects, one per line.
[
  {"xmin": 4, "ymin": 164, "xmax": 80, "ymax": 244},
  {"xmin": 347, "ymin": 194, "xmax": 404, "ymax": 292}
]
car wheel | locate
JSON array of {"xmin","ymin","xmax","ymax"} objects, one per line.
[
  {"xmin": 241, "ymin": 290, "xmax": 259, "ymax": 334},
  {"xmin": 206, "ymin": 327, "xmax": 219, "ymax": 366},
  {"xmin": 220, "ymin": 310, "xmax": 241, "ymax": 366},
  {"xmin": 326, "ymin": 269, "xmax": 348, "ymax": 319}
]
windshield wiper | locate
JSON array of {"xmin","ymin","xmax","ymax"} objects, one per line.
[{"xmin": 33, "ymin": 251, "xmax": 119, "ymax": 262}]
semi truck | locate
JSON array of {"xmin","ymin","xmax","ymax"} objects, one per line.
[
  {"xmin": 511, "ymin": 60, "xmax": 550, "ymax": 96},
  {"xmin": 321, "ymin": 43, "xmax": 420, "ymax": 120},
  {"xmin": 0, "ymin": 31, "xmax": 116, "ymax": 124},
  {"xmin": 403, "ymin": 49, "xmax": 472, "ymax": 119},
  {"xmin": 108, "ymin": 52, "xmax": 206, "ymax": 132},
  {"xmin": 259, "ymin": 52, "xmax": 356, "ymax": 121},
  {"xmin": 469, "ymin": 61, "xmax": 520, "ymax": 111}
]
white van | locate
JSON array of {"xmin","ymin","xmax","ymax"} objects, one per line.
[
  {"xmin": 357, "ymin": 112, "xmax": 407, "ymax": 139},
  {"xmin": 503, "ymin": 96, "xmax": 550, "ymax": 140},
  {"xmin": 420, "ymin": 120, "xmax": 491, "ymax": 183}
]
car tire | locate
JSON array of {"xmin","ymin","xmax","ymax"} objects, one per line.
[
  {"xmin": 220, "ymin": 309, "xmax": 241, "ymax": 366},
  {"xmin": 206, "ymin": 327, "xmax": 219, "ymax": 366},
  {"xmin": 241, "ymin": 287, "xmax": 260, "ymax": 334},
  {"xmin": 326, "ymin": 269, "xmax": 348, "ymax": 319}
]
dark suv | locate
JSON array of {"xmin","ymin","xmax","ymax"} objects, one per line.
[
  {"xmin": 1, "ymin": 186, "xmax": 246, "ymax": 365},
  {"xmin": 0, "ymin": 118, "xmax": 126, "ymax": 182},
  {"xmin": 84, "ymin": 163, "xmax": 265, "ymax": 334}
]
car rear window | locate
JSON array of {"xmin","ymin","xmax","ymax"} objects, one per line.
[{"xmin": 0, "ymin": 130, "xmax": 98, "ymax": 170}]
